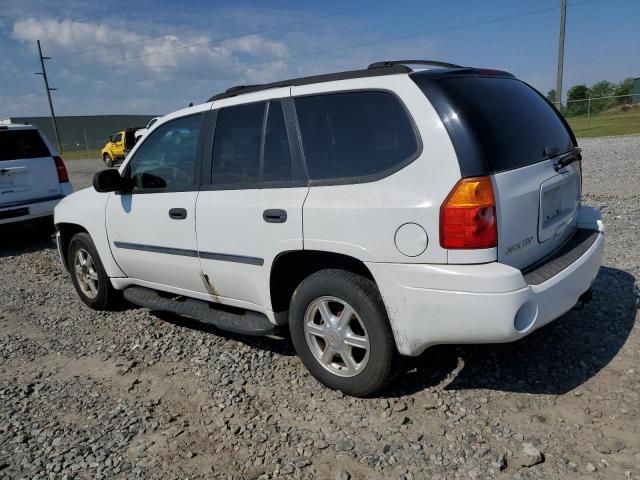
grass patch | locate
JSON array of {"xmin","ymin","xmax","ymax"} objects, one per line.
[
  {"xmin": 566, "ymin": 105, "xmax": 640, "ymax": 138},
  {"xmin": 60, "ymin": 149, "xmax": 102, "ymax": 160}
]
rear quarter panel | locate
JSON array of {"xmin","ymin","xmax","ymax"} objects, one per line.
[{"xmin": 295, "ymin": 75, "xmax": 461, "ymax": 264}]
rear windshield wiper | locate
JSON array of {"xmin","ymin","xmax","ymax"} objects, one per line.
[{"xmin": 549, "ymin": 147, "xmax": 582, "ymax": 171}]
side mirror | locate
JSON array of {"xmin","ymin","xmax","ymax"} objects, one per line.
[
  {"xmin": 93, "ymin": 169, "xmax": 130, "ymax": 193},
  {"xmin": 109, "ymin": 135, "xmax": 114, "ymax": 142}
]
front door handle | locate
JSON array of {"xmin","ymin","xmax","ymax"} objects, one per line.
[
  {"xmin": 263, "ymin": 209, "xmax": 287, "ymax": 223},
  {"xmin": 169, "ymin": 208, "xmax": 187, "ymax": 220}
]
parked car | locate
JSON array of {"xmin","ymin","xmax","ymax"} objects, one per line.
[
  {"xmin": 1, "ymin": 124, "xmax": 72, "ymax": 227},
  {"xmin": 101, "ymin": 128, "xmax": 139, "ymax": 167},
  {"xmin": 134, "ymin": 117, "xmax": 160, "ymax": 142},
  {"xmin": 55, "ymin": 60, "xmax": 604, "ymax": 396}
]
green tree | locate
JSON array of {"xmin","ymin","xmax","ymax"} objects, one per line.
[
  {"xmin": 590, "ymin": 80, "xmax": 615, "ymax": 111},
  {"xmin": 590, "ymin": 80, "xmax": 614, "ymax": 98},
  {"xmin": 566, "ymin": 84, "xmax": 589, "ymax": 116},
  {"xmin": 546, "ymin": 88, "xmax": 557, "ymax": 103},
  {"xmin": 567, "ymin": 84, "xmax": 589, "ymax": 100},
  {"xmin": 613, "ymin": 78, "xmax": 634, "ymax": 104}
]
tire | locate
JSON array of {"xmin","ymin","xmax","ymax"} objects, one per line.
[
  {"xmin": 103, "ymin": 153, "xmax": 114, "ymax": 168},
  {"xmin": 289, "ymin": 269, "xmax": 396, "ymax": 397},
  {"xmin": 67, "ymin": 232, "xmax": 120, "ymax": 310}
]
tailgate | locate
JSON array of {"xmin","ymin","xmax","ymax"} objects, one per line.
[
  {"xmin": 411, "ymin": 71, "xmax": 581, "ymax": 269},
  {"xmin": 0, "ymin": 157, "xmax": 62, "ymax": 206},
  {"xmin": 0, "ymin": 129, "xmax": 61, "ymax": 206},
  {"xmin": 494, "ymin": 159, "xmax": 581, "ymax": 269}
]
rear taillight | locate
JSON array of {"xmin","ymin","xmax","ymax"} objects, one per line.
[
  {"xmin": 53, "ymin": 155, "xmax": 69, "ymax": 183},
  {"xmin": 440, "ymin": 176, "xmax": 497, "ymax": 249}
]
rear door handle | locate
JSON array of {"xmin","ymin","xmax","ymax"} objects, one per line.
[
  {"xmin": 263, "ymin": 209, "xmax": 287, "ymax": 223},
  {"xmin": 169, "ymin": 208, "xmax": 187, "ymax": 220}
]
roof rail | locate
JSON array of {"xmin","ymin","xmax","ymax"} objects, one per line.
[
  {"xmin": 207, "ymin": 64, "xmax": 410, "ymax": 102},
  {"xmin": 368, "ymin": 60, "xmax": 464, "ymax": 70},
  {"xmin": 224, "ymin": 85, "xmax": 262, "ymax": 94}
]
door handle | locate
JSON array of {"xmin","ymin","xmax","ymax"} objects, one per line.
[
  {"xmin": 169, "ymin": 208, "xmax": 187, "ymax": 220},
  {"xmin": 263, "ymin": 209, "xmax": 287, "ymax": 223}
]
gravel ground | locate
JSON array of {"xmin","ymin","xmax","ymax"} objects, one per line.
[{"xmin": 1, "ymin": 136, "xmax": 638, "ymax": 480}]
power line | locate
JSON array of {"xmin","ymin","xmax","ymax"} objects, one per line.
[
  {"xmin": 0, "ymin": 2, "xmax": 389, "ymax": 91},
  {"xmin": 0, "ymin": 0, "xmax": 609, "ymax": 97},
  {"xmin": 56, "ymin": 0, "xmax": 394, "ymax": 71},
  {"xmin": 66, "ymin": 0, "xmax": 607, "ymax": 91},
  {"xmin": 53, "ymin": 6, "xmax": 276, "ymax": 59},
  {"xmin": 0, "ymin": 75, "xmax": 37, "ymax": 91}
]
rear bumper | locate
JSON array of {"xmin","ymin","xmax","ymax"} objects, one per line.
[
  {"xmin": 0, "ymin": 184, "xmax": 72, "ymax": 225},
  {"xmin": 367, "ymin": 206, "xmax": 605, "ymax": 356},
  {"xmin": 0, "ymin": 196, "xmax": 59, "ymax": 225}
]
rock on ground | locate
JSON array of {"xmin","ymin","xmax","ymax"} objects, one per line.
[{"xmin": 1, "ymin": 137, "xmax": 639, "ymax": 479}]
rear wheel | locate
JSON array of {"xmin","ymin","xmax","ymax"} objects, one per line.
[
  {"xmin": 103, "ymin": 153, "xmax": 114, "ymax": 168},
  {"xmin": 68, "ymin": 232, "xmax": 120, "ymax": 310},
  {"xmin": 289, "ymin": 269, "xmax": 396, "ymax": 397}
]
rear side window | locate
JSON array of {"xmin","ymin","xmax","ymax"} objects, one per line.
[
  {"xmin": 0, "ymin": 129, "xmax": 50, "ymax": 161},
  {"xmin": 211, "ymin": 100, "xmax": 293, "ymax": 186},
  {"xmin": 212, "ymin": 102, "xmax": 264, "ymax": 185},
  {"xmin": 418, "ymin": 76, "xmax": 575, "ymax": 173},
  {"xmin": 294, "ymin": 91, "xmax": 419, "ymax": 182},
  {"xmin": 263, "ymin": 102, "xmax": 292, "ymax": 182}
]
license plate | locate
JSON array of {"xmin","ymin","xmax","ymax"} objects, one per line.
[
  {"xmin": 0, "ymin": 207, "xmax": 28, "ymax": 220},
  {"xmin": 539, "ymin": 173, "xmax": 579, "ymax": 242},
  {"xmin": 542, "ymin": 185, "xmax": 563, "ymax": 223}
]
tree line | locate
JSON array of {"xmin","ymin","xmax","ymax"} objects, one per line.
[{"xmin": 546, "ymin": 78, "xmax": 635, "ymax": 116}]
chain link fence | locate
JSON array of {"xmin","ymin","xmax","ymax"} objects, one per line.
[
  {"xmin": 59, "ymin": 134, "xmax": 110, "ymax": 159},
  {"xmin": 561, "ymin": 93, "xmax": 640, "ymax": 138}
]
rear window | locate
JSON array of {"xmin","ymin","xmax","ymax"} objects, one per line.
[
  {"xmin": 295, "ymin": 91, "xmax": 419, "ymax": 182},
  {"xmin": 415, "ymin": 76, "xmax": 575, "ymax": 173},
  {"xmin": 0, "ymin": 129, "xmax": 50, "ymax": 161}
]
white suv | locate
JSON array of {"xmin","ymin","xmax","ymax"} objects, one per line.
[
  {"xmin": 54, "ymin": 61, "xmax": 604, "ymax": 396},
  {"xmin": 1, "ymin": 124, "xmax": 72, "ymax": 226},
  {"xmin": 134, "ymin": 117, "xmax": 160, "ymax": 142}
]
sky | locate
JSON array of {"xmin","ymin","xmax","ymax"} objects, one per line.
[{"xmin": 0, "ymin": 0, "xmax": 638, "ymax": 117}]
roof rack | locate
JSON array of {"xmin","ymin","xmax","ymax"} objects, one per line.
[
  {"xmin": 206, "ymin": 60, "xmax": 463, "ymax": 102},
  {"xmin": 368, "ymin": 60, "xmax": 463, "ymax": 70},
  {"xmin": 224, "ymin": 84, "xmax": 262, "ymax": 94}
]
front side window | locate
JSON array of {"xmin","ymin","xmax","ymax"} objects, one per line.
[
  {"xmin": 113, "ymin": 133, "xmax": 122, "ymax": 143},
  {"xmin": 127, "ymin": 114, "xmax": 202, "ymax": 191},
  {"xmin": 294, "ymin": 91, "xmax": 419, "ymax": 181}
]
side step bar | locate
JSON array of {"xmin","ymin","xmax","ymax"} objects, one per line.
[{"xmin": 123, "ymin": 286, "xmax": 277, "ymax": 336}]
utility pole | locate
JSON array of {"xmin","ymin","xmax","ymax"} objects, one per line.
[
  {"xmin": 35, "ymin": 40, "xmax": 62, "ymax": 154},
  {"xmin": 555, "ymin": 0, "xmax": 567, "ymax": 107}
]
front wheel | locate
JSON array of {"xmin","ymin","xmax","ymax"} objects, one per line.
[
  {"xmin": 289, "ymin": 269, "xmax": 396, "ymax": 397},
  {"xmin": 68, "ymin": 232, "xmax": 120, "ymax": 310},
  {"xmin": 103, "ymin": 153, "xmax": 114, "ymax": 168}
]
